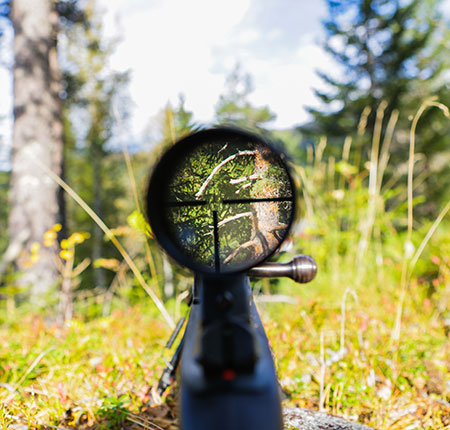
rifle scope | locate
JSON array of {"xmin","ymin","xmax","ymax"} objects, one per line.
[{"xmin": 146, "ymin": 127, "xmax": 296, "ymax": 276}]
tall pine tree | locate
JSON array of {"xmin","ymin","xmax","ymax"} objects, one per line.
[
  {"xmin": 304, "ymin": 0, "xmax": 447, "ymax": 140},
  {"xmin": 303, "ymin": 0, "xmax": 449, "ymax": 213}
]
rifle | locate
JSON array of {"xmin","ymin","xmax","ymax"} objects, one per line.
[{"xmin": 146, "ymin": 127, "xmax": 374, "ymax": 430}]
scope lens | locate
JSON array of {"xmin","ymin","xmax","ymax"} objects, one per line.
[{"xmin": 147, "ymin": 128, "xmax": 295, "ymax": 275}]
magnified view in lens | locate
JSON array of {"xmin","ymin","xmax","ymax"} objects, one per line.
[{"xmin": 147, "ymin": 128, "xmax": 295, "ymax": 275}]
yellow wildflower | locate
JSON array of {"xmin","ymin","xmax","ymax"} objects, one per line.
[
  {"xmin": 43, "ymin": 230, "xmax": 57, "ymax": 241},
  {"xmin": 68, "ymin": 232, "xmax": 90, "ymax": 245},
  {"xmin": 30, "ymin": 242, "xmax": 41, "ymax": 254},
  {"xmin": 60, "ymin": 250, "xmax": 73, "ymax": 260}
]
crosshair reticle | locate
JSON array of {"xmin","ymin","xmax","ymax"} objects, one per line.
[{"xmin": 146, "ymin": 128, "xmax": 296, "ymax": 275}]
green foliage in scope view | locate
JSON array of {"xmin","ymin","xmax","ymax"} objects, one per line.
[{"xmin": 165, "ymin": 139, "xmax": 292, "ymax": 271}]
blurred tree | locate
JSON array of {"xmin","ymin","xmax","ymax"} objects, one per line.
[
  {"xmin": 305, "ymin": 0, "xmax": 447, "ymax": 138},
  {"xmin": 216, "ymin": 63, "xmax": 276, "ymax": 128},
  {"xmin": 161, "ymin": 95, "xmax": 195, "ymax": 145},
  {"xmin": 145, "ymin": 94, "xmax": 197, "ymax": 165},
  {"xmin": 141, "ymin": 94, "xmax": 196, "ymax": 300},
  {"xmin": 7, "ymin": 0, "xmax": 66, "ymax": 299},
  {"xmin": 0, "ymin": 2, "xmax": 10, "ymax": 257},
  {"xmin": 303, "ymin": 0, "xmax": 449, "ymax": 213},
  {"xmin": 61, "ymin": 0, "xmax": 130, "ymax": 289},
  {"xmin": 0, "ymin": 1, "xmax": 83, "ymax": 288}
]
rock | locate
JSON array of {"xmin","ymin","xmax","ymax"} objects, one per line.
[{"xmin": 283, "ymin": 408, "xmax": 376, "ymax": 430}]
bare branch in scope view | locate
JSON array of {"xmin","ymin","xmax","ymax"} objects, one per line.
[{"xmin": 195, "ymin": 150, "xmax": 257, "ymax": 199}]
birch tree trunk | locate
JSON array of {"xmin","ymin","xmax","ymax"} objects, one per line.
[{"xmin": 9, "ymin": 0, "xmax": 64, "ymax": 298}]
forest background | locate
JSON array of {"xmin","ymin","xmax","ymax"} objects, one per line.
[{"xmin": 0, "ymin": 0, "xmax": 449, "ymax": 429}]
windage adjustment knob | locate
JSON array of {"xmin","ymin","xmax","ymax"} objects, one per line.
[
  {"xmin": 290, "ymin": 255, "xmax": 317, "ymax": 283},
  {"xmin": 248, "ymin": 255, "xmax": 317, "ymax": 284}
]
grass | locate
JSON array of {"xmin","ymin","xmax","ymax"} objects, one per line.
[
  {"xmin": 262, "ymin": 284, "xmax": 450, "ymax": 429},
  {"xmin": 1, "ymin": 99, "xmax": 449, "ymax": 429},
  {"xmin": 0, "ymin": 276, "xmax": 449, "ymax": 429},
  {"xmin": 0, "ymin": 307, "xmax": 170, "ymax": 429}
]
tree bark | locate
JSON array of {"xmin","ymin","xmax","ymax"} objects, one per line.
[
  {"xmin": 9, "ymin": 0, "xmax": 64, "ymax": 298},
  {"xmin": 251, "ymin": 147, "xmax": 280, "ymax": 256}
]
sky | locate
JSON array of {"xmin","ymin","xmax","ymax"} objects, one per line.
[
  {"xmin": 97, "ymin": 0, "xmax": 329, "ymax": 134},
  {"xmin": 2, "ymin": 0, "xmax": 448, "ymax": 167},
  {"xmin": 0, "ymin": 0, "xmax": 329, "ymax": 167}
]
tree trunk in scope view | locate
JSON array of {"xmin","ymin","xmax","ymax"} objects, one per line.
[
  {"xmin": 223, "ymin": 146, "xmax": 283, "ymax": 265},
  {"xmin": 9, "ymin": 0, "xmax": 64, "ymax": 299},
  {"xmin": 250, "ymin": 147, "xmax": 280, "ymax": 255}
]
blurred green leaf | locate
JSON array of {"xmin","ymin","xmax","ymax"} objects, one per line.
[
  {"xmin": 335, "ymin": 161, "xmax": 358, "ymax": 178},
  {"xmin": 127, "ymin": 210, "xmax": 153, "ymax": 238}
]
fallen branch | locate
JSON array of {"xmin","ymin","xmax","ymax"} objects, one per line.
[
  {"xmin": 235, "ymin": 182, "xmax": 253, "ymax": 194},
  {"xmin": 195, "ymin": 150, "xmax": 256, "ymax": 199},
  {"xmin": 224, "ymin": 238, "xmax": 258, "ymax": 264},
  {"xmin": 217, "ymin": 212, "xmax": 253, "ymax": 228},
  {"xmin": 229, "ymin": 173, "xmax": 262, "ymax": 185}
]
